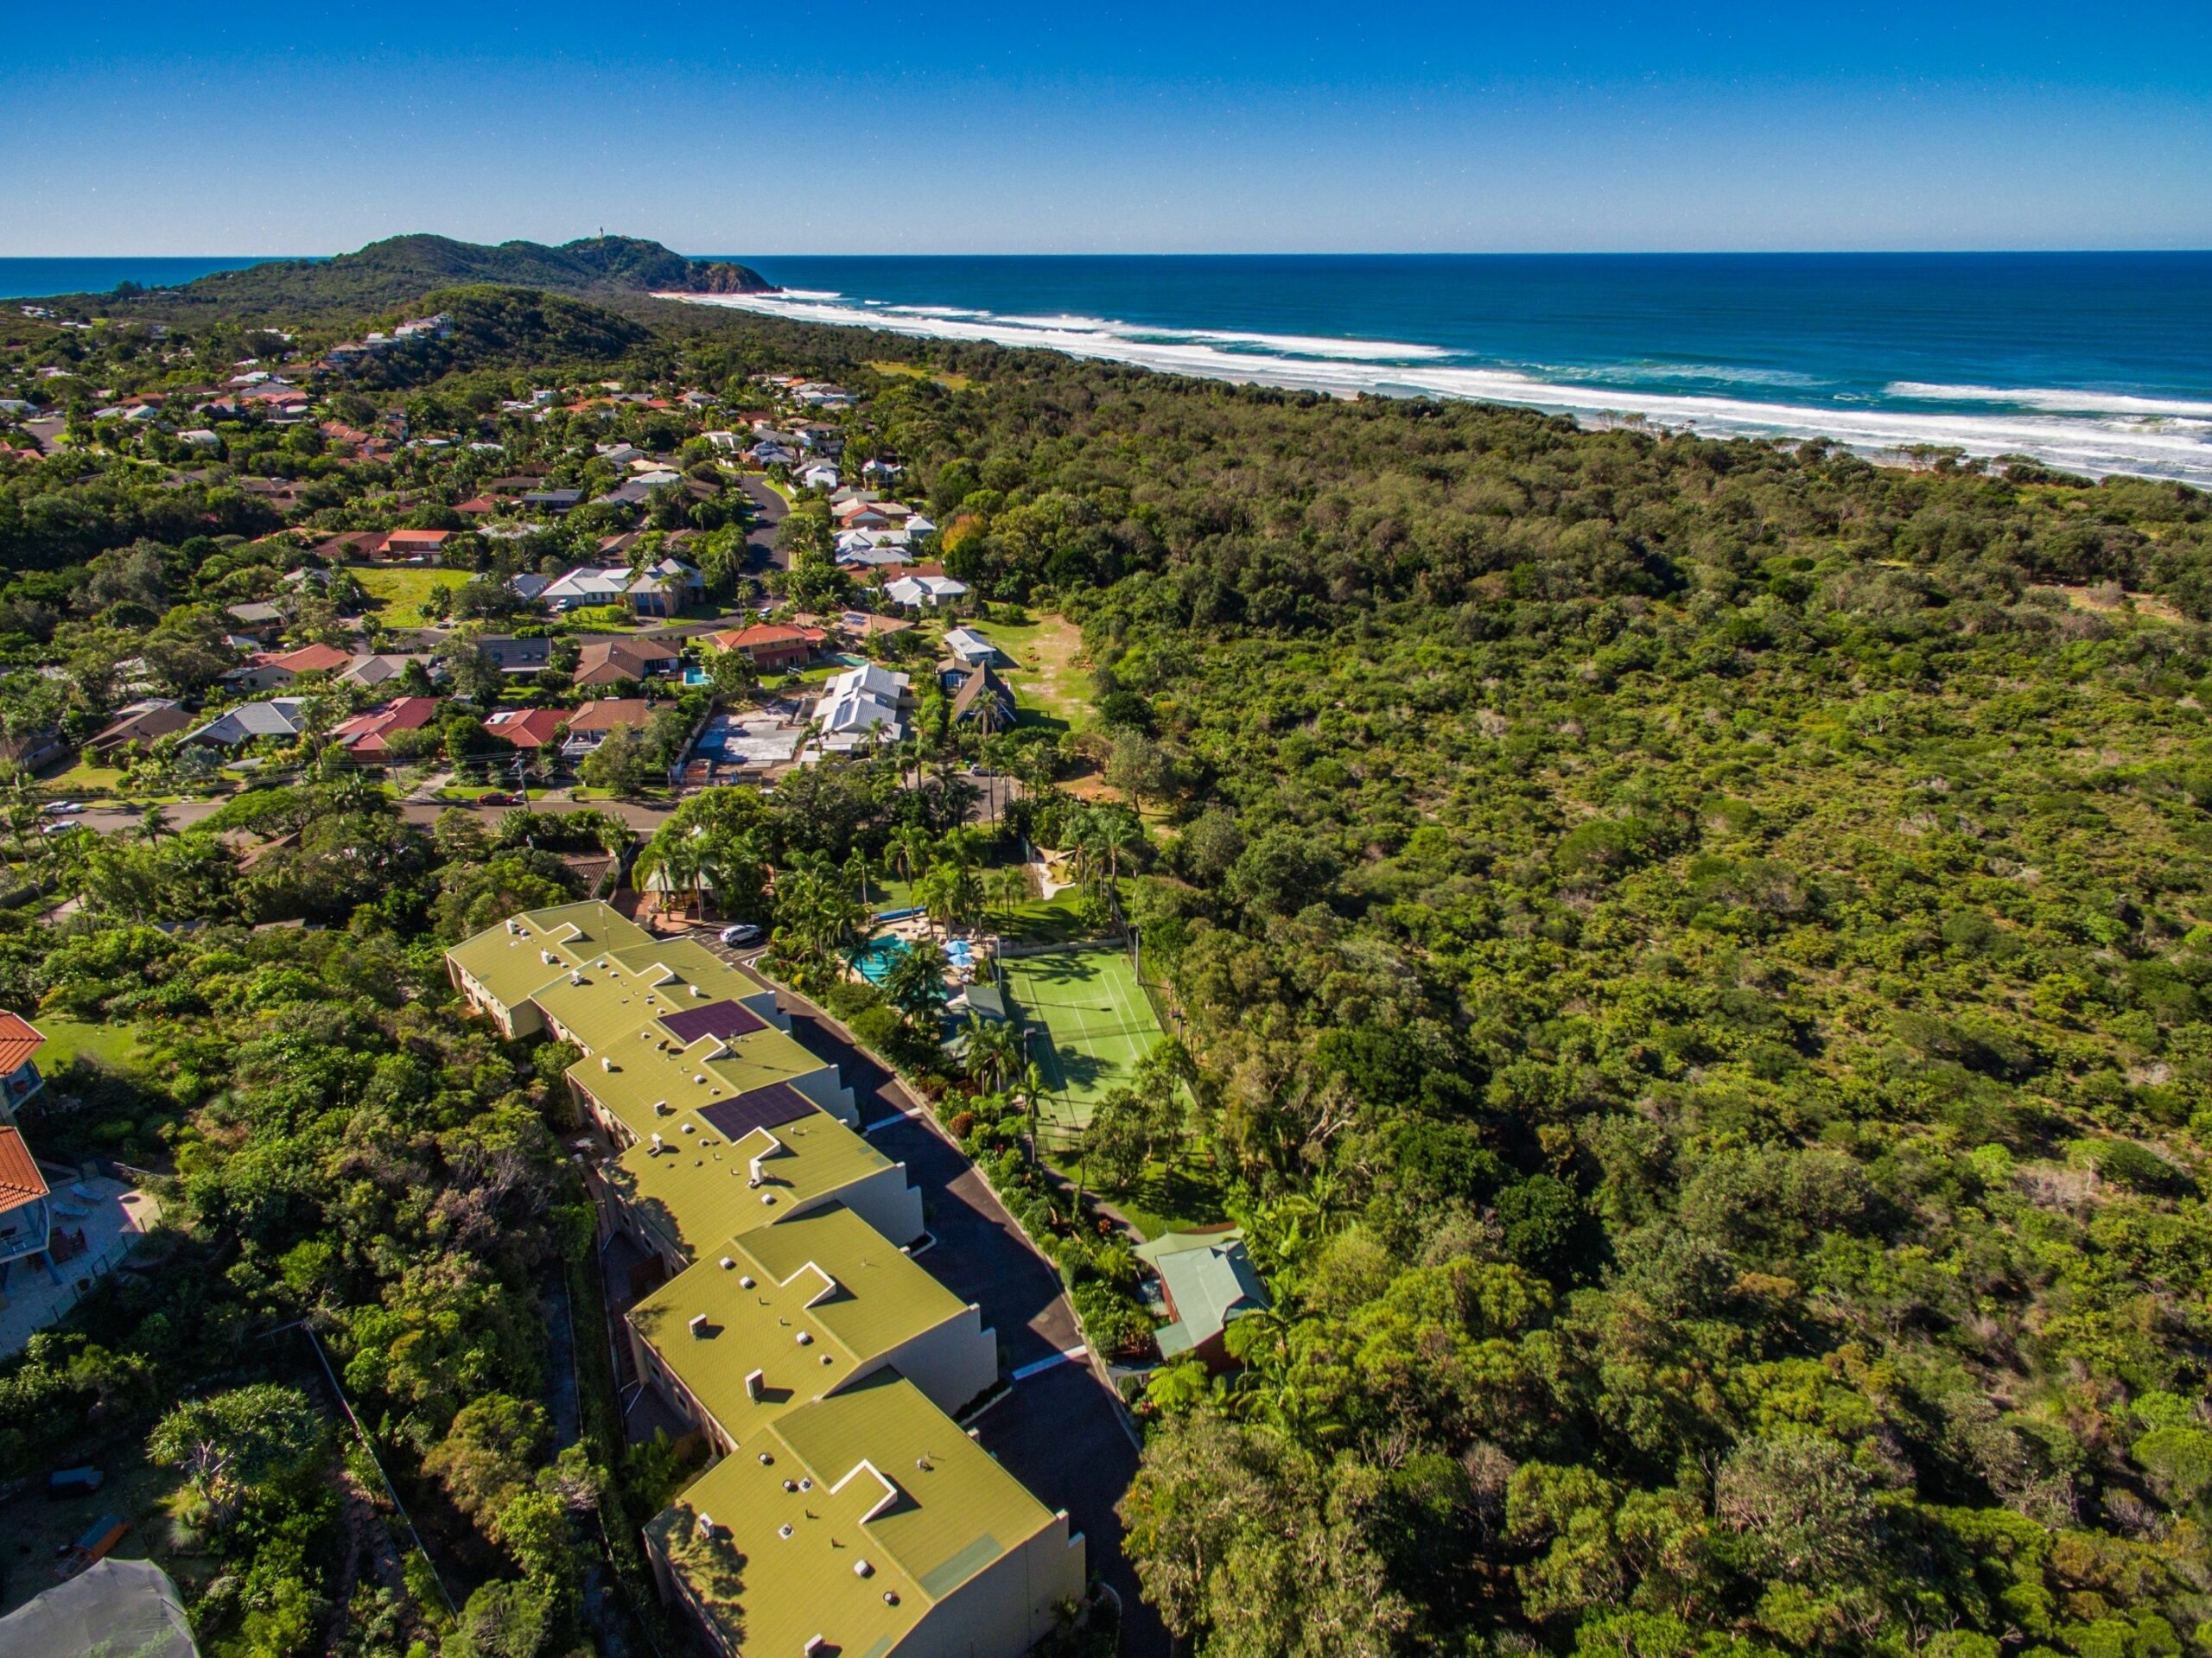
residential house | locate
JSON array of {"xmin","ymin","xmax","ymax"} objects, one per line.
[
  {"xmin": 224, "ymin": 601, "xmax": 286, "ymax": 642},
  {"xmin": 835, "ymin": 611, "xmax": 913, "ymax": 643},
  {"xmin": 521, "ymin": 487, "xmax": 585, "ymax": 514},
  {"xmin": 337, "ymin": 652, "xmax": 418, "ymax": 692},
  {"xmin": 182, "ymin": 698, "xmax": 307, "ymax": 748},
  {"xmin": 329, "ymin": 696, "xmax": 445, "ymax": 756},
  {"xmin": 509, "ymin": 572, "xmax": 554, "ymax": 604},
  {"xmin": 379, "ymin": 528, "xmax": 454, "ymax": 561},
  {"xmin": 944, "ymin": 664, "xmax": 1015, "ymax": 733},
  {"xmin": 481, "ymin": 706, "xmax": 568, "ymax": 750},
  {"xmin": 561, "ymin": 698, "xmax": 656, "ymax": 759},
  {"xmin": 0, "ymin": 1012, "xmax": 47, "ymax": 1114},
  {"xmin": 0, "ymin": 727, "xmax": 67, "ymax": 773},
  {"xmin": 1135, "ymin": 1229, "xmax": 1272, "ymax": 1370},
  {"xmin": 477, "ymin": 635, "xmax": 553, "ymax": 677},
  {"xmin": 941, "ymin": 626, "xmax": 999, "ymax": 667},
  {"xmin": 625, "ymin": 557, "xmax": 702, "ymax": 619},
  {"xmin": 798, "ymin": 461, "xmax": 839, "ymax": 491},
  {"xmin": 814, "ymin": 664, "xmax": 910, "ymax": 753},
  {"xmin": 574, "ymin": 638, "xmax": 680, "ymax": 689},
  {"xmin": 308, "ymin": 530, "xmax": 382, "ymax": 563},
  {"xmin": 222, "ymin": 642, "xmax": 351, "ymax": 693},
  {"xmin": 540, "ymin": 568, "xmax": 634, "ymax": 613},
  {"xmin": 883, "ymin": 575, "xmax": 969, "ymax": 610},
  {"xmin": 85, "ymin": 699, "xmax": 193, "ymax": 759},
  {"xmin": 710, "ymin": 623, "xmax": 822, "ymax": 674}
]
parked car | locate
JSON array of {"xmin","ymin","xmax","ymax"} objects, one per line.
[
  {"xmin": 479, "ymin": 791, "xmax": 522, "ymax": 806},
  {"xmin": 719, "ymin": 924, "xmax": 760, "ymax": 945},
  {"xmin": 40, "ymin": 801, "xmax": 81, "ymax": 816}
]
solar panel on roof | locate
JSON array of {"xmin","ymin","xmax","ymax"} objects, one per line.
[
  {"xmin": 699, "ymin": 1083, "xmax": 817, "ymax": 1142},
  {"xmin": 658, "ymin": 999, "xmax": 769, "ymax": 1046}
]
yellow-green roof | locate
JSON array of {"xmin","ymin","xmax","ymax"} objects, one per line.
[
  {"xmin": 649, "ymin": 1371, "xmax": 1065, "ymax": 1658},
  {"xmin": 569, "ymin": 1024, "xmax": 831, "ymax": 1145},
  {"xmin": 632, "ymin": 1204, "xmax": 972, "ymax": 1446},
  {"xmin": 610, "ymin": 1104, "xmax": 898, "ymax": 1258},
  {"xmin": 447, "ymin": 900, "xmax": 652, "ymax": 1013}
]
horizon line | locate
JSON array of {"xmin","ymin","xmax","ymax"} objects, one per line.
[{"xmin": 7, "ymin": 246, "xmax": 2212, "ymax": 261}]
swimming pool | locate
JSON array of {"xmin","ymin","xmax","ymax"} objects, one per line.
[{"xmin": 852, "ymin": 936, "xmax": 911, "ymax": 983}]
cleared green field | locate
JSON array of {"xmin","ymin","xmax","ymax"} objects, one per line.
[
  {"xmin": 1000, "ymin": 943, "xmax": 1163, "ymax": 1131},
  {"xmin": 346, "ymin": 562, "xmax": 460, "ymax": 626}
]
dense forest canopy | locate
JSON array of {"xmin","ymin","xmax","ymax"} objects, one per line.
[{"xmin": 0, "ymin": 250, "xmax": 2208, "ymax": 1658}]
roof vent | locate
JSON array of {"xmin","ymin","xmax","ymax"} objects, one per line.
[
  {"xmin": 779, "ymin": 1524, "xmax": 794, "ymax": 1540},
  {"xmin": 569, "ymin": 971, "xmax": 584, "ymax": 985},
  {"xmin": 882, "ymin": 1591, "xmax": 899, "ymax": 1606},
  {"xmin": 739, "ymin": 1274, "xmax": 756, "ymax": 1289},
  {"xmin": 796, "ymin": 1331, "xmax": 812, "ymax": 1346},
  {"xmin": 689, "ymin": 1313, "xmax": 708, "ymax": 1337},
  {"xmin": 854, "ymin": 1559, "xmax": 874, "ymax": 1579},
  {"xmin": 783, "ymin": 1478, "xmax": 798, "ymax": 1493},
  {"xmin": 651, "ymin": 1132, "xmax": 664, "ymax": 1152},
  {"xmin": 747, "ymin": 1369, "xmax": 766, "ymax": 1401},
  {"xmin": 541, "ymin": 950, "xmax": 556, "ymax": 964},
  {"xmin": 805, "ymin": 1638, "xmax": 827, "ymax": 1656},
  {"xmin": 915, "ymin": 1457, "xmax": 933, "ymax": 1472},
  {"xmin": 719, "ymin": 1256, "xmax": 734, "ymax": 1270},
  {"xmin": 653, "ymin": 1100, "xmax": 669, "ymax": 1115},
  {"xmin": 682, "ymin": 1122, "xmax": 695, "ymax": 1134},
  {"xmin": 760, "ymin": 1193, "xmax": 776, "ymax": 1205},
  {"xmin": 600, "ymin": 1056, "xmax": 613, "ymax": 1071},
  {"xmin": 798, "ymin": 1477, "xmax": 812, "ymax": 1491},
  {"xmin": 696, "ymin": 1512, "xmax": 715, "ymax": 1537},
  {"xmin": 757, "ymin": 1452, "xmax": 773, "ymax": 1465}
]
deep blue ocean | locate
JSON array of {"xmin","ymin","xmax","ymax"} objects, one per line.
[{"xmin": 10, "ymin": 252, "xmax": 2209, "ymax": 483}]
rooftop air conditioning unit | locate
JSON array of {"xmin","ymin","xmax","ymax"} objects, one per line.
[
  {"xmin": 854, "ymin": 1560, "xmax": 874, "ymax": 1579},
  {"xmin": 696, "ymin": 1513, "xmax": 715, "ymax": 1538},
  {"xmin": 601, "ymin": 1057, "xmax": 613, "ymax": 1071},
  {"xmin": 689, "ymin": 1314, "xmax": 708, "ymax": 1337},
  {"xmin": 651, "ymin": 1132, "xmax": 664, "ymax": 1152},
  {"xmin": 653, "ymin": 1100, "xmax": 669, "ymax": 1115}
]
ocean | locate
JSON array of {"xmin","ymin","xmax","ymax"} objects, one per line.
[
  {"xmin": 678, "ymin": 253, "xmax": 2212, "ymax": 487},
  {"xmin": 8, "ymin": 252, "xmax": 2208, "ymax": 486}
]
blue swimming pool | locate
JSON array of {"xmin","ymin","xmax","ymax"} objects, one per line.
[{"xmin": 852, "ymin": 936, "xmax": 911, "ymax": 983}]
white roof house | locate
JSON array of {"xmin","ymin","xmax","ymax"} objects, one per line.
[
  {"xmin": 799, "ymin": 461, "xmax": 840, "ymax": 490},
  {"xmin": 540, "ymin": 567, "xmax": 633, "ymax": 611},
  {"xmin": 884, "ymin": 575, "xmax": 969, "ymax": 610},
  {"xmin": 815, "ymin": 664, "xmax": 910, "ymax": 753},
  {"xmin": 942, "ymin": 626, "xmax": 998, "ymax": 667}
]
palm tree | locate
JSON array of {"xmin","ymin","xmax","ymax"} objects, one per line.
[
  {"xmin": 962, "ymin": 1013, "xmax": 1021, "ymax": 1093},
  {"xmin": 886, "ymin": 823, "xmax": 933, "ymax": 890},
  {"xmin": 137, "ymin": 804, "xmax": 175, "ymax": 845},
  {"xmin": 988, "ymin": 865, "xmax": 1027, "ymax": 922},
  {"xmin": 913, "ymin": 862, "xmax": 961, "ymax": 938}
]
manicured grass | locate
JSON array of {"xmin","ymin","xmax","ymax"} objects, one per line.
[
  {"xmin": 46, "ymin": 760, "xmax": 128, "ymax": 797},
  {"xmin": 1000, "ymin": 942, "xmax": 1165, "ymax": 1128},
  {"xmin": 1046, "ymin": 1151, "xmax": 1230, "ymax": 1240},
  {"xmin": 346, "ymin": 562, "xmax": 461, "ymax": 627},
  {"xmin": 36, "ymin": 1015, "xmax": 143, "ymax": 1071},
  {"xmin": 994, "ymin": 886, "xmax": 1098, "ymax": 946}
]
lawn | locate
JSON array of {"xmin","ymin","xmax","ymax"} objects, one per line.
[
  {"xmin": 35, "ymin": 1016, "xmax": 142, "ymax": 1072},
  {"xmin": 0, "ymin": 1439, "xmax": 195, "ymax": 1617},
  {"xmin": 45, "ymin": 759, "xmax": 128, "ymax": 798},
  {"xmin": 971, "ymin": 613, "xmax": 1090, "ymax": 731},
  {"xmin": 346, "ymin": 562, "xmax": 461, "ymax": 627},
  {"xmin": 999, "ymin": 943, "xmax": 1165, "ymax": 1131}
]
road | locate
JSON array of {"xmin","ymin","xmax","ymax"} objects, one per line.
[{"xmin": 735, "ymin": 474, "xmax": 790, "ymax": 572}]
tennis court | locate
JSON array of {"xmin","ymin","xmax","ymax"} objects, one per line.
[{"xmin": 999, "ymin": 943, "xmax": 1164, "ymax": 1131}]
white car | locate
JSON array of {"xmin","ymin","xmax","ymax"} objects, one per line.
[
  {"xmin": 719, "ymin": 924, "xmax": 760, "ymax": 946},
  {"xmin": 40, "ymin": 801, "xmax": 82, "ymax": 816}
]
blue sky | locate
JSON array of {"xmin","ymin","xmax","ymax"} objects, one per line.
[{"xmin": 3, "ymin": 0, "xmax": 2208, "ymax": 254}]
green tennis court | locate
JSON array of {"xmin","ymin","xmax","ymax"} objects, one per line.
[{"xmin": 999, "ymin": 943, "xmax": 1165, "ymax": 1130}]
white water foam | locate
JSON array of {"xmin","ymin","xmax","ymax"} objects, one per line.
[
  {"xmin": 664, "ymin": 290, "xmax": 2212, "ymax": 486},
  {"xmin": 1886, "ymin": 382, "xmax": 2212, "ymax": 419}
]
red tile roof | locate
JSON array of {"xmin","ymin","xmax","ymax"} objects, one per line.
[
  {"xmin": 481, "ymin": 707, "xmax": 568, "ymax": 747},
  {"xmin": 330, "ymin": 696, "xmax": 444, "ymax": 753},
  {"xmin": 267, "ymin": 643, "xmax": 352, "ymax": 674},
  {"xmin": 0, "ymin": 1012, "xmax": 43, "ymax": 1076},
  {"xmin": 564, "ymin": 698, "xmax": 654, "ymax": 734},
  {"xmin": 0, "ymin": 1124, "xmax": 47, "ymax": 1217},
  {"xmin": 715, "ymin": 623, "xmax": 823, "ymax": 651}
]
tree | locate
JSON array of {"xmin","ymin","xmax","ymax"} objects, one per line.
[
  {"xmin": 882, "ymin": 937, "xmax": 950, "ymax": 1028},
  {"xmin": 148, "ymin": 1383, "xmax": 327, "ymax": 1532},
  {"xmin": 708, "ymin": 645, "xmax": 759, "ymax": 702},
  {"xmin": 577, "ymin": 726, "xmax": 655, "ymax": 797},
  {"xmin": 1106, "ymin": 730, "xmax": 1175, "ymax": 814},
  {"xmin": 435, "ymin": 635, "xmax": 503, "ymax": 705}
]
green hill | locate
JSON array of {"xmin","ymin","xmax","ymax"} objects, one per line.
[{"xmin": 41, "ymin": 233, "xmax": 776, "ymax": 314}]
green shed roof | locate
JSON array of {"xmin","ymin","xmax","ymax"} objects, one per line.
[{"xmin": 1135, "ymin": 1229, "xmax": 1269, "ymax": 1359}]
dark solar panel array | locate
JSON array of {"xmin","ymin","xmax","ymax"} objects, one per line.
[
  {"xmin": 699, "ymin": 1083, "xmax": 817, "ymax": 1143},
  {"xmin": 658, "ymin": 998, "xmax": 769, "ymax": 1046}
]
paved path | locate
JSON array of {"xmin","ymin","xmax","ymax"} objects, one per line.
[
  {"xmin": 741, "ymin": 965, "xmax": 1168, "ymax": 1658},
  {"xmin": 735, "ymin": 475, "xmax": 790, "ymax": 572}
]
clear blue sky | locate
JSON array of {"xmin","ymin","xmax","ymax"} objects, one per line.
[{"xmin": 3, "ymin": 0, "xmax": 2208, "ymax": 255}]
